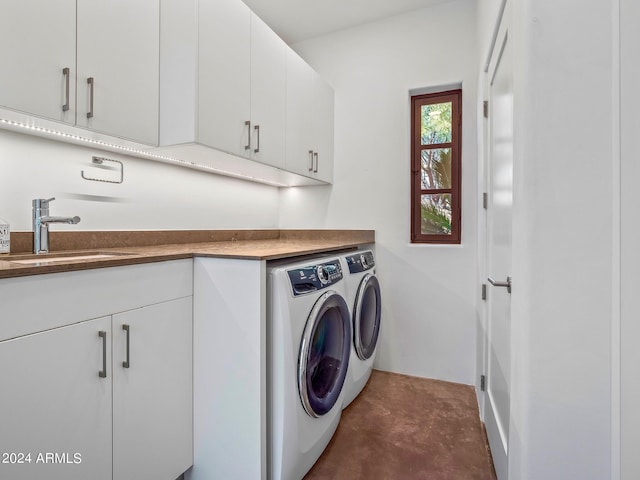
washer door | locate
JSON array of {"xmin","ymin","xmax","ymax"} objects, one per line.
[
  {"xmin": 298, "ymin": 291, "xmax": 351, "ymax": 418},
  {"xmin": 354, "ymin": 274, "xmax": 381, "ymax": 360}
]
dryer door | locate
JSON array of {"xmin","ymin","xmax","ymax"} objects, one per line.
[
  {"xmin": 298, "ymin": 291, "xmax": 351, "ymax": 418},
  {"xmin": 354, "ymin": 274, "xmax": 381, "ymax": 360}
]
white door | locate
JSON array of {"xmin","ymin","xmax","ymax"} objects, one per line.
[{"xmin": 484, "ymin": 25, "xmax": 513, "ymax": 480}]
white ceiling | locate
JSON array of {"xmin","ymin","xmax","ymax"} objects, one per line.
[{"xmin": 240, "ymin": 0, "xmax": 453, "ymax": 44}]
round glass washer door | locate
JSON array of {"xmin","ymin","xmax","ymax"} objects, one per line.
[
  {"xmin": 298, "ymin": 291, "xmax": 351, "ymax": 418},
  {"xmin": 354, "ymin": 274, "xmax": 381, "ymax": 360}
]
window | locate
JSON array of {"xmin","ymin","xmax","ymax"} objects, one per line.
[{"xmin": 411, "ymin": 89, "xmax": 462, "ymax": 244}]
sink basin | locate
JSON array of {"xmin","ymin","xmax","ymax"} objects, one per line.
[{"xmin": 10, "ymin": 253, "xmax": 131, "ymax": 265}]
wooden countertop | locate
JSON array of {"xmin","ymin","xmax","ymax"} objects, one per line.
[{"xmin": 0, "ymin": 229, "xmax": 374, "ymax": 279}]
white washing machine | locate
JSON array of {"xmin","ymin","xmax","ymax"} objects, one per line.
[
  {"xmin": 267, "ymin": 255, "xmax": 352, "ymax": 480},
  {"xmin": 340, "ymin": 250, "xmax": 382, "ymax": 409}
]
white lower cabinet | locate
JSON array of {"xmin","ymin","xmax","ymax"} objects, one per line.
[
  {"xmin": 113, "ymin": 298, "xmax": 193, "ymax": 480},
  {"xmin": 0, "ymin": 316, "xmax": 113, "ymax": 480},
  {"xmin": 0, "ymin": 261, "xmax": 193, "ymax": 480}
]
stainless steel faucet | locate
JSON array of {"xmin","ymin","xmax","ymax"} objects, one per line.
[{"xmin": 32, "ymin": 198, "xmax": 81, "ymax": 254}]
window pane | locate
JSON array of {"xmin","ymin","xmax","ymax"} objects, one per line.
[
  {"xmin": 421, "ymin": 102, "xmax": 452, "ymax": 145},
  {"xmin": 421, "ymin": 148, "xmax": 452, "ymax": 189},
  {"xmin": 421, "ymin": 194, "xmax": 452, "ymax": 235}
]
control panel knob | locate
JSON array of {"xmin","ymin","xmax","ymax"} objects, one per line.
[
  {"xmin": 316, "ymin": 265, "xmax": 330, "ymax": 285},
  {"xmin": 360, "ymin": 254, "xmax": 369, "ymax": 269}
]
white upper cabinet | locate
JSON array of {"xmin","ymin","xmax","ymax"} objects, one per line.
[
  {"xmin": 198, "ymin": 0, "xmax": 252, "ymax": 157},
  {"xmin": 250, "ymin": 14, "xmax": 287, "ymax": 169},
  {"xmin": 198, "ymin": 0, "xmax": 286, "ymax": 168},
  {"xmin": 313, "ymin": 74, "xmax": 335, "ymax": 183},
  {"xmin": 285, "ymin": 49, "xmax": 335, "ymax": 183},
  {"xmin": 156, "ymin": 0, "xmax": 328, "ymax": 186},
  {"xmin": 0, "ymin": 0, "xmax": 332, "ymax": 183},
  {"xmin": 0, "ymin": 0, "xmax": 77, "ymax": 124},
  {"xmin": 285, "ymin": 49, "xmax": 315, "ymax": 177},
  {"xmin": 0, "ymin": 0, "xmax": 159, "ymax": 146},
  {"xmin": 76, "ymin": 0, "xmax": 159, "ymax": 145}
]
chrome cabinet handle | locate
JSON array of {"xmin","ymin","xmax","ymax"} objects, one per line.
[
  {"xmin": 245, "ymin": 120, "xmax": 251, "ymax": 150},
  {"xmin": 313, "ymin": 152, "xmax": 319, "ymax": 173},
  {"xmin": 62, "ymin": 68, "xmax": 70, "ymax": 112},
  {"xmin": 86, "ymin": 77, "xmax": 94, "ymax": 119},
  {"xmin": 308, "ymin": 150, "xmax": 314, "ymax": 172},
  {"xmin": 254, "ymin": 124, "xmax": 260, "ymax": 153},
  {"xmin": 122, "ymin": 324, "xmax": 130, "ymax": 368},
  {"xmin": 98, "ymin": 331, "xmax": 107, "ymax": 378},
  {"xmin": 488, "ymin": 276, "xmax": 512, "ymax": 294}
]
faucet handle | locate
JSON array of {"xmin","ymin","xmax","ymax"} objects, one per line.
[{"xmin": 33, "ymin": 197, "xmax": 55, "ymax": 208}]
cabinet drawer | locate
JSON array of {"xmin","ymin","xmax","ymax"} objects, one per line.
[{"xmin": 0, "ymin": 259, "xmax": 193, "ymax": 341}]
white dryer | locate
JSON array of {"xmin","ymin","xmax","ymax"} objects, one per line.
[
  {"xmin": 340, "ymin": 250, "xmax": 381, "ymax": 409},
  {"xmin": 267, "ymin": 256, "xmax": 352, "ymax": 480}
]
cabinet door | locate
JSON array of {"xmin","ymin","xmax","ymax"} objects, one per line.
[
  {"xmin": 112, "ymin": 297, "xmax": 193, "ymax": 480},
  {"xmin": 0, "ymin": 0, "xmax": 76, "ymax": 124},
  {"xmin": 285, "ymin": 49, "xmax": 315, "ymax": 176},
  {"xmin": 313, "ymin": 75, "xmax": 335, "ymax": 183},
  {"xmin": 198, "ymin": 0, "xmax": 251, "ymax": 157},
  {"xmin": 250, "ymin": 14, "xmax": 286, "ymax": 168},
  {"xmin": 76, "ymin": 0, "xmax": 159, "ymax": 145},
  {"xmin": 0, "ymin": 317, "xmax": 112, "ymax": 480}
]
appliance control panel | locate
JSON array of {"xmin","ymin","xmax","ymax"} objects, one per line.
[
  {"xmin": 287, "ymin": 259, "xmax": 343, "ymax": 296},
  {"xmin": 346, "ymin": 250, "xmax": 375, "ymax": 274}
]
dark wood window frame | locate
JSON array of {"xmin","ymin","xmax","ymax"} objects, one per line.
[{"xmin": 411, "ymin": 89, "xmax": 462, "ymax": 244}]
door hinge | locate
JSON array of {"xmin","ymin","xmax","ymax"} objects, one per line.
[
  {"xmin": 483, "ymin": 192, "xmax": 488, "ymax": 209},
  {"xmin": 480, "ymin": 374, "xmax": 486, "ymax": 391},
  {"xmin": 483, "ymin": 100, "xmax": 489, "ymax": 118},
  {"xmin": 481, "ymin": 283, "xmax": 487, "ymax": 300}
]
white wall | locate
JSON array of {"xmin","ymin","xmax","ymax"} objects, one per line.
[
  {"xmin": 0, "ymin": 129, "xmax": 279, "ymax": 232},
  {"xmin": 512, "ymin": 0, "xmax": 613, "ymax": 477},
  {"xmin": 280, "ymin": 0, "xmax": 478, "ymax": 384},
  {"xmin": 476, "ymin": 0, "xmax": 615, "ymax": 478}
]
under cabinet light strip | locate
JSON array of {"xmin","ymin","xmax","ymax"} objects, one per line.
[{"xmin": 0, "ymin": 118, "xmax": 291, "ymax": 187}]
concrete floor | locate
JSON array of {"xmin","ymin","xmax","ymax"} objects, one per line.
[{"xmin": 305, "ymin": 370, "xmax": 496, "ymax": 480}]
